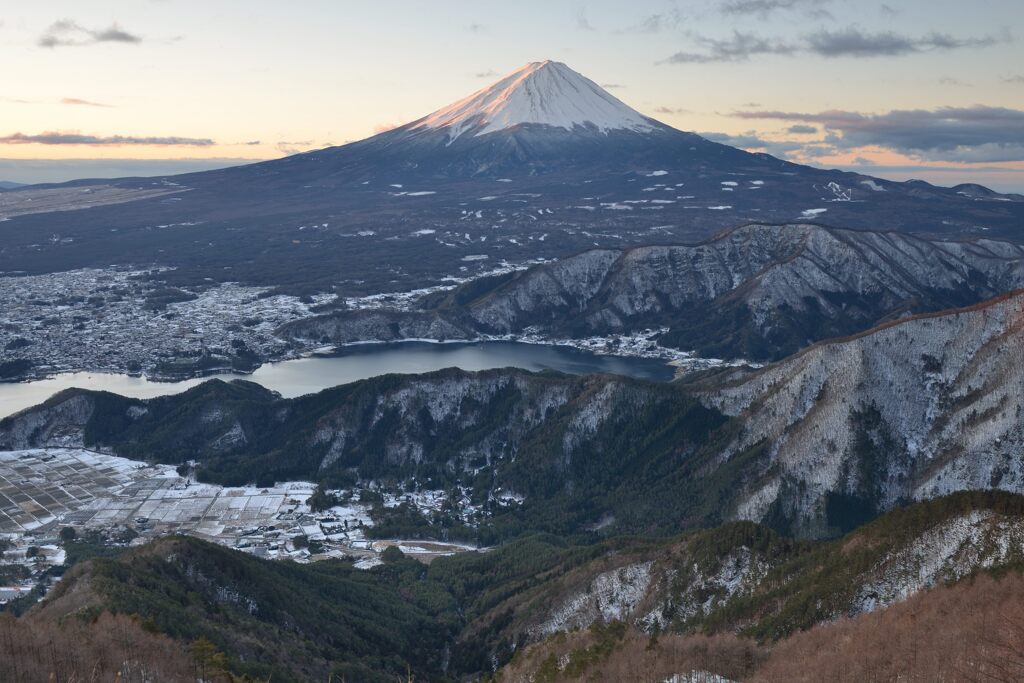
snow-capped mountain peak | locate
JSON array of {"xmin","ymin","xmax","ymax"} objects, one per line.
[{"xmin": 410, "ymin": 60, "xmax": 659, "ymax": 140}]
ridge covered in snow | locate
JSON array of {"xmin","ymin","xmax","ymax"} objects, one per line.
[
  {"xmin": 410, "ymin": 60, "xmax": 659, "ymax": 140},
  {"xmin": 701, "ymin": 290, "xmax": 1024, "ymax": 536}
]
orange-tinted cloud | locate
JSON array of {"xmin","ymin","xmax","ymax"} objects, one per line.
[
  {"xmin": 0, "ymin": 131, "xmax": 213, "ymax": 146},
  {"xmin": 60, "ymin": 97, "xmax": 111, "ymax": 107}
]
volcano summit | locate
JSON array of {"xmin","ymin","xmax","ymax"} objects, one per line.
[{"xmin": 409, "ymin": 60, "xmax": 661, "ymax": 139}]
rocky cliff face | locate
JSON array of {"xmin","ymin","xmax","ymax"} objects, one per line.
[
  {"xmin": 699, "ymin": 291, "xmax": 1024, "ymax": 536},
  {"xmin": 281, "ymin": 224, "xmax": 1024, "ymax": 360},
  {"xmin": 0, "ymin": 391, "xmax": 96, "ymax": 450}
]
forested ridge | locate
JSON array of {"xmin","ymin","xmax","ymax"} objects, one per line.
[{"xmin": 7, "ymin": 491, "xmax": 1024, "ymax": 681}]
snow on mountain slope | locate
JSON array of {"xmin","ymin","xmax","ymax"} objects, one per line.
[
  {"xmin": 409, "ymin": 60, "xmax": 659, "ymax": 140},
  {"xmin": 523, "ymin": 502, "xmax": 1024, "ymax": 644},
  {"xmin": 281, "ymin": 224, "xmax": 1024, "ymax": 362},
  {"xmin": 700, "ymin": 291, "xmax": 1024, "ymax": 536},
  {"xmin": 852, "ymin": 508, "xmax": 1024, "ymax": 613},
  {"xmin": 462, "ymin": 224, "xmax": 1024, "ymax": 339}
]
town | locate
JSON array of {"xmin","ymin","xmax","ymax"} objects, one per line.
[
  {"xmin": 0, "ymin": 448, "xmax": 484, "ymax": 607},
  {"xmin": 0, "ymin": 266, "xmax": 336, "ymax": 381}
]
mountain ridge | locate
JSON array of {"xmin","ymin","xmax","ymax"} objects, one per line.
[
  {"xmin": 14, "ymin": 491, "xmax": 1024, "ymax": 682},
  {"xmin": 281, "ymin": 223, "xmax": 1024, "ymax": 361},
  {"xmin": 697, "ymin": 288, "xmax": 1024, "ymax": 536}
]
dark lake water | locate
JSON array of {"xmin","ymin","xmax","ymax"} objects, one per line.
[{"xmin": 0, "ymin": 341, "xmax": 673, "ymax": 419}]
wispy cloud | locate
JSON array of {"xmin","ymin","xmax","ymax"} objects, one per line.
[
  {"xmin": 0, "ymin": 158, "xmax": 263, "ymax": 185},
  {"xmin": 652, "ymin": 106, "xmax": 689, "ymax": 115},
  {"xmin": 787, "ymin": 124, "xmax": 818, "ymax": 134},
  {"xmin": 60, "ymin": 97, "xmax": 111, "ymax": 107},
  {"xmin": 467, "ymin": 23, "xmax": 486, "ymax": 33},
  {"xmin": 664, "ymin": 26, "xmax": 1007, "ymax": 64},
  {"xmin": 701, "ymin": 130, "xmax": 808, "ymax": 157},
  {"xmin": 3, "ymin": 96, "xmax": 113, "ymax": 106},
  {"xmin": 0, "ymin": 132, "xmax": 212, "ymax": 146},
  {"xmin": 662, "ymin": 31, "xmax": 795, "ymax": 63},
  {"xmin": 275, "ymin": 139, "xmax": 314, "ymax": 154},
  {"xmin": 576, "ymin": 7, "xmax": 595, "ymax": 31},
  {"xmin": 38, "ymin": 19, "xmax": 142, "ymax": 48},
  {"xmin": 475, "ymin": 69, "xmax": 499, "ymax": 79},
  {"xmin": 617, "ymin": 9, "xmax": 685, "ymax": 34},
  {"xmin": 1005, "ymin": 75, "xmax": 1024, "ymax": 84},
  {"xmin": 733, "ymin": 105, "xmax": 1024, "ymax": 162},
  {"xmin": 601, "ymin": 83, "xmax": 626, "ymax": 89},
  {"xmin": 805, "ymin": 27, "xmax": 1006, "ymax": 58},
  {"xmin": 719, "ymin": 0, "xmax": 832, "ymax": 19}
]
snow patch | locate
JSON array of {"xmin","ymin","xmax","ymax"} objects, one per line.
[
  {"xmin": 411, "ymin": 61, "xmax": 658, "ymax": 140},
  {"xmin": 535, "ymin": 561, "xmax": 653, "ymax": 637}
]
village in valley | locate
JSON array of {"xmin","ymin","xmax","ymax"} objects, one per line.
[{"xmin": 0, "ymin": 448, "xmax": 485, "ymax": 606}]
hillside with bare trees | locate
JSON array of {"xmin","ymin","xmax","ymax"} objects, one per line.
[{"xmin": 5, "ymin": 491, "xmax": 1024, "ymax": 681}]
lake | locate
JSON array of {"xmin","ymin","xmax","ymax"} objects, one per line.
[{"xmin": 0, "ymin": 341, "xmax": 673, "ymax": 419}]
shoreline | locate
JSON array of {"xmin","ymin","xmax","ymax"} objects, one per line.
[
  {"xmin": 5, "ymin": 332, "xmax": 712, "ymax": 385},
  {"xmin": 0, "ymin": 339, "xmax": 691, "ymax": 420},
  {"xmin": 1, "ymin": 335, "xmax": 752, "ymax": 403}
]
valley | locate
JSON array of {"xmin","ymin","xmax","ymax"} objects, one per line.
[
  {"xmin": 5, "ymin": 222, "xmax": 1023, "ymax": 386},
  {"xmin": 5, "ymin": 289, "xmax": 1024, "ymax": 541},
  {"xmin": 0, "ymin": 447, "xmax": 478, "ymax": 597},
  {"xmin": 6, "ymin": 270, "xmax": 1024, "ymax": 680},
  {"xmin": 0, "ymin": 252, "xmax": 707, "ymax": 384},
  {"xmin": 5, "ymin": 491, "xmax": 1024, "ymax": 682}
]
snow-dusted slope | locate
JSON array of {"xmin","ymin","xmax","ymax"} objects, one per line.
[
  {"xmin": 409, "ymin": 60, "xmax": 659, "ymax": 140},
  {"xmin": 281, "ymin": 224, "xmax": 1024, "ymax": 362},
  {"xmin": 525, "ymin": 503, "xmax": 1024, "ymax": 643},
  {"xmin": 700, "ymin": 291, "xmax": 1024, "ymax": 535}
]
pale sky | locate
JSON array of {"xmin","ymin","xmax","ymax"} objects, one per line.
[{"xmin": 3, "ymin": 0, "xmax": 1024, "ymax": 190}]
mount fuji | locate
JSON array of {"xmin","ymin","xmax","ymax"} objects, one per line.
[
  {"xmin": 263, "ymin": 60, "xmax": 773, "ymax": 179},
  {"xmin": 1, "ymin": 60, "xmax": 1021, "ymax": 294}
]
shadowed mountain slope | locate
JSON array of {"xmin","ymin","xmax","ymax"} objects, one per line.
[{"xmin": 282, "ymin": 223, "xmax": 1024, "ymax": 361}]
